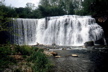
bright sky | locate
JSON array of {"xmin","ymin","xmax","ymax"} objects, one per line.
[{"xmin": 4, "ymin": 0, "xmax": 40, "ymax": 8}]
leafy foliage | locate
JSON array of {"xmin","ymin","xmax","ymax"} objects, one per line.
[
  {"xmin": 0, "ymin": 44, "xmax": 16, "ymax": 71},
  {"xmin": 81, "ymin": 0, "xmax": 108, "ymax": 15},
  {"xmin": 27, "ymin": 47, "xmax": 52, "ymax": 72},
  {"xmin": 0, "ymin": 4, "xmax": 13, "ymax": 32},
  {"xmin": 0, "ymin": 0, "xmax": 79, "ymax": 19},
  {"xmin": 15, "ymin": 45, "xmax": 32, "ymax": 55},
  {"xmin": 0, "ymin": 44, "xmax": 52, "ymax": 72},
  {"xmin": 39, "ymin": 0, "xmax": 77, "ymax": 16},
  {"xmin": 1, "ymin": 0, "xmax": 108, "ymax": 18}
]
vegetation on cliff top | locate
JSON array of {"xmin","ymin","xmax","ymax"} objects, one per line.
[{"xmin": 1, "ymin": 0, "xmax": 108, "ymax": 19}]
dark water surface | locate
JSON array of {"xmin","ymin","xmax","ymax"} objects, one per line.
[{"xmin": 49, "ymin": 48, "xmax": 108, "ymax": 72}]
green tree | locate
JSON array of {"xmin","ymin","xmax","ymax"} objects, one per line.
[
  {"xmin": 0, "ymin": 1, "xmax": 13, "ymax": 32},
  {"xmin": 80, "ymin": 0, "xmax": 108, "ymax": 15},
  {"xmin": 26, "ymin": 2, "xmax": 35, "ymax": 10},
  {"xmin": 0, "ymin": 1, "xmax": 14, "ymax": 43},
  {"xmin": 15, "ymin": 7, "xmax": 32, "ymax": 18},
  {"xmin": 30, "ymin": 9, "xmax": 42, "ymax": 18},
  {"xmin": 39, "ymin": 0, "xmax": 77, "ymax": 16}
]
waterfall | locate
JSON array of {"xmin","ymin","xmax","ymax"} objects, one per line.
[{"xmin": 10, "ymin": 15, "xmax": 104, "ymax": 46}]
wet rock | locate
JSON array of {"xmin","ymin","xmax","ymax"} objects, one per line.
[
  {"xmin": 50, "ymin": 51, "xmax": 58, "ymax": 56},
  {"xmin": 84, "ymin": 41, "xmax": 94, "ymax": 47},
  {"xmin": 44, "ymin": 51, "xmax": 59, "ymax": 56},
  {"xmin": 36, "ymin": 42, "xmax": 39, "ymax": 46},
  {"xmin": 55, "ymin": 56, "xmax": 61, "ymax": 58},
  {"xmin": 83, "ymin": 45, "xmax": 86, "ymax": 48},
  {"xmin": 63, "ymin": 48, "xmax": 66, "ymax": 50},
  {"xmin": 52, "ymin": 43, "xmax": 56, "ymax": 46},
  {"xmin": 44, "ymin": 51, "xmax": 52, "ymax": 56},
  {"xmin": 72, "ymin": 54, "xmax": 78, "ymax": 57}
]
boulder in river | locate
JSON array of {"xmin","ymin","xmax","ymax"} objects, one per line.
[
  {"xmin": 84, "ymin": 41, "xmax": 94, "ymax": 47},
  {"xmin": 55, "ymin": 56, "xmax": 61, "ymax": 58},
  {"xmin": 50, "ymin": 51, "xmax": 58, "ymax": 56},
  {"xmin": 72, "ymin": 54, "xmax": 78, "ymax": 57}
]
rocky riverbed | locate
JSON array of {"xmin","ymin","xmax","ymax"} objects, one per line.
[{"xmin": 34, "ymin": 45, "xmax": 108, "ymax": 72}]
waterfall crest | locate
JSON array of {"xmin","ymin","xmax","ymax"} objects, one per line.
[{"xmin": 10, "ymin": 15, "xmax": 104, "ymax": 46}]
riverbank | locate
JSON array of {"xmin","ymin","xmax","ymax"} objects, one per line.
[
  {"xmin": 1, "ymin": 44, "xmax": 108, "ymax": 72},
  {"xmin": 34, "ymin": 45, "xmax": 108, "ymax": 72}
]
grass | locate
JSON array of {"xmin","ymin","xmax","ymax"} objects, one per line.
[{"xmin": 0, "ymin": 44, "xmax": 53, "ymax": 72}]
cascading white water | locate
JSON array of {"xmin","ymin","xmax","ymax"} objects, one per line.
[{"xmin": 10, "ymin": 15, "xmax": 104, "ymax": 46}]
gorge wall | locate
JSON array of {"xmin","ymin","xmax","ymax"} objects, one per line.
[{"xmin": 93, "ymin": 15, "xmax": 108, "ymax": 45}]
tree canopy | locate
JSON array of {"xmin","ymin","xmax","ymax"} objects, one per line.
[
  {"xmin": 0, "ymin": 0, "xmax": 108, "ymax": 18},
  {"xmin": 77, "ymin": 0, "xmax": 108, "ymax": 15}
]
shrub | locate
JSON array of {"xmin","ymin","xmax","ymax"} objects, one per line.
[
  {"xmin": 27, "ymin": 47, "xmax": 52, "ymax": 72},
  {"xmin": 15, "ymin": 45, "xmax": 32, "ymax": 55},
  {"xmin": 0, "ymin": 44, "xmax": 16, "ymax": 71},
  {"xmin": 0, "ymin": 44, "xmax": 52, "ymax": 72}
]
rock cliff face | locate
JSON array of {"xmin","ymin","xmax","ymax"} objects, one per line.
[{"xmin": 93, "ymin": 15, "xmax": 108, "ymax": 45}]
